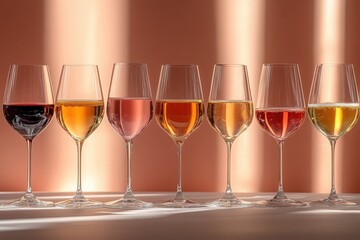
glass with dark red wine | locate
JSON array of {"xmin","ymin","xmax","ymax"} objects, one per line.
[
  {"xmin": 255, "ymin": 63, "xmax": 307, "ymax": 207},
  {"xmin": 105, "ymin": 63, "xmax": 153, "ymax": 209},
  {"xmin": 2, "ymin": 64, "xmax": 54, "ymax": 208}
]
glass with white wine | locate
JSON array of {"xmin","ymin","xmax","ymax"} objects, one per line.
[
  {"xmin": 206, "ymin": 64, "xmax": 253, "ymax": 208},
  {"xmin": 55, "ymin": 65, "xmax": 104, "ymax": 208},
  {"xmin": 308, "ymin": 63, "xmax": 359, "ymax": 206}
]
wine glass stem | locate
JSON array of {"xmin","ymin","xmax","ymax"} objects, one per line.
[
  {"xmin": 26, "ymin": 139, "xmax": 33, "ymax": 194},
  {"xmin": 225, "ymin": 141, "xmax": 233, "ymax": 196},
  {"xmin": 275, "ymin": 140, "xmax": 286, "ymax": 199},
  {"xmin": 125, "ymin": 140, "xmax": 134, "ymax": 198},
  {"xmin": 329, "ymin": 139, "xmax": 338, "ymax": 199},
  {"xmin": 76, "ymin": 140, "xmax": 84, "ymax": 196},
  {"xmin": 175, "ymin": 141, "xmax": 185, "ymax": 201}
]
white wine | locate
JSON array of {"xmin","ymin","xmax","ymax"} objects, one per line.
[
  {"xmin": 207, "ymin": 100, "xmax": 253, "ymax": 141},
  {"xmin": 308, "ymin": 103, "xmax": 360, "ymax": 139},
  {"xmin": 56, "ymin": 100, "xmax": 104, "ymax": 141}
]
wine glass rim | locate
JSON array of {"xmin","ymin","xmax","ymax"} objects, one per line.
[
  {"xmin": 263, "ymin": 63, "xmax": 298, "ymax": 66},
  {"xmin": 162, "ymin": 64, "xmax": 198, "ymax": 67},
  {"xmin": 10, "ymin": 64, "xmax": 49, "ymax": 67},
  {"xmin": 62, "ymin": 64, "xmax": 98, "ymax": 67},
  {"xmin": 214, "ymin": 63, "xmax": 247, "ymax": 67},
  {"xmin": 315, "ymin": 63, "xmax": 354, "ymax": 67},
  {"xmin": 113, "ymin": 62, "xmax": 147, "ymax": 66}
]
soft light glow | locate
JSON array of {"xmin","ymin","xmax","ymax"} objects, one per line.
[
  {"xmin": 43, "ymin": 0, "xmax": 130, "ymax": 191},
  {"xmin": 214, "ymin": 0, "xmax": 265, "ymax": 192},
  {"xmin": 312, "ymin": 0, "xmax": 346, "ymax": 193},
  {"xmin": 294, "ymin": 209, "xmax": 360, "ymax": 215},
  {"xmin": 0, "ymin": 206, "xmax": 217, "ymax": 232},
  {"xmin": 1, "ymin": 0, "xmax": 356, "ymax": 193}
]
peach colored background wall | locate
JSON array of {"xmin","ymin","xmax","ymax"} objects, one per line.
[{"xmin": 0, "ymin": 0, "xmax": 360, "ymax": 194}]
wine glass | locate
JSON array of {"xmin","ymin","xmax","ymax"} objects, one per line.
[
  {"xmin": 155, "ymin": 64, "xmax": 204, "ymax": 208},
  {"xmin": 308, "ymin": 63, "xmax": 359, "ymax": 206},
  {"xmin": 3, "ymin": 64, "xmax": 54, "ymax": 208},
  {"xmin": 105, "ymin": 63, "xmax": 153, "ymax": 209},
  {"xmin": 206, "ymin": 64, "xmax": 253, "ymax": 208},
  {"xmin": 255, "ymin": 63, "xmax": 307, "ymax": 207},
  {"xmin": 55, "ymin": 65, "xmax": 104, "ymax": 208}
]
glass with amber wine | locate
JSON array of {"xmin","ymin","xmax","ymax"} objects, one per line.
[
  {"xmin": 155, "ymin": 64, "xmax": 204, "ymax": 208},
  {"xmin": 55, "ymin": 65, "xmax": 104, "ymax": 208},
  {"xmin": 308, "ymin": 63, "xmax": 359, "ymax": 206},
  {"xmin": 207, "ymin": 64, "xmax": 253, "ymax": 207}
]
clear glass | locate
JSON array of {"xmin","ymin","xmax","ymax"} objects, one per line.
[
  {"xmin": 2, "ymin": 64, "xmax": 54, "ymax": 208},
  {"xmin": 105, "ymin": 63, "xmax": 153, "ymax": 209},
  {"xmin": 308, "ymin": 63, "xmax": 359, "ymax": 206},
  {"xmin": 206, "ymin": 64, "xmax": 253, "ymax": 208},
  {"xmin": 255, "ymin": 63, "xmax": 307, "ymax": 207},
  {"xmin": 55, "ymin": 65, "xmax": 104, "ymax": 208},
  {"xmin": 155, "ymin": 64, "xmax": 204, "ymax": 208}
]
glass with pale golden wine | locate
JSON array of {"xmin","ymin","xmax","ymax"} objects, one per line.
[
  {"xmin": 255, "ymin": 63, "xmax": 307, "ymax": 207},
  {"xmin": 105, "ymin": 63, "xmax": 153, "ymax": 209},
  {"xmin": 308, "ymin": 63, "xmax": 359, "ymax": 206},
  {"xmin": 206, "ymin": 64, "xmax": 253, "ymax": 208},
  {"xmin": 55, "ymin": 65, "xmax": 104, "ymax": 208},
  {"xmin": 2, "ymin": 64, "xmax": 54, "ymax": 208},
  {"xmin": 155, "ymin": 64, "xmax": 204, "ymax": 207}
]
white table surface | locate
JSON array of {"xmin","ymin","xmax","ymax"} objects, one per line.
[{"xmin": 1, "ymin": 192, "xmax": 360, "ymax": 240}]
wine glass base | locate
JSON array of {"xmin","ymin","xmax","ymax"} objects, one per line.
[
  {"xmin": 5, "ymin": 193, "xmax": 54, "ymax": 208},
  {"xmin": 105, "ymin": 197, "xmax": 153, "ymax": 209},
  {"xmin": 310, "ymin": 198, "xmax": 358, "ymax": 207},
  {"xmin": 158, "ymin": 198, "xmax": 205, "ymax": 208},
  {"xmin": 207, "ymin": 197, "xmax": 252, "ymax": 208},
  {"xmin": 56, "ymin": 195, "xmax": 103, "ymax": 209},
  {"xmin": 256, "ymin": 198, "xmax": 308, "ymax": 207}
]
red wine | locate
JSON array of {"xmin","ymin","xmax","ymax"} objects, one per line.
[
  {"xmin": 256, "ymin": 108, "xmax": 305, "ymax": 141},
  {"xmin": 107, "ymin": 97, "xmax": 153, "ymax": 141},
  {"xmin": 3, "ymin": 104, "xmax": 54, "ymax": 140}
]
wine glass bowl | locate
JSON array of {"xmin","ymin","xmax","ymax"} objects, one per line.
[
  {"xmin": 55, "ymin": 65, "xmax": 104, "ymax": 208},
  {"xmin": 255, "ymin": 63, "xmax": 307, "ymax": 207},
  {"xmin": 2, "ymin": 64, "xmax": 54, "ymax": 208},
  {"xmin": 256, "ymin": 109, "xmax": 305, "ymax": 141},
  {"xmin": 155, "ymin": 64, "xmax": 204, "ymax": 207},
  {"xmin": 156, "ymin": 100, "xmax": 203, "ymax": 142},
  {"xmin": 105, "ymin": 63, "xmax": 153, "ymax": 209},
  {"xmin": 206, "ymin": 64, "xmax": 253, "ymax": 208},
  {"xmin": 308, "ymin": 63, "xmax": 359, "ymax": 206}
]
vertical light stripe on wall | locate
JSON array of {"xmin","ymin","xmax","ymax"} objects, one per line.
[
  {"xmin": 44, "ymin": 0, "xmax": 130, "ymax": 191},
  {"xmin": 312, "ymin": 0, "xmax": 346, "ymax": 193},
  {"xmin": 214, "ymin": 0, "xmax": 266, "ymax": 192}
]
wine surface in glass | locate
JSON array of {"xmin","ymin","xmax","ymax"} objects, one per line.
[
  {"xmin": 3, "ymin": 104, "xmax": 54, "ymax": 140},
  {"xmin": 256, "ymin": 108, "xmax": 305, "ymax": 140},
  {"xmin": 107, "ymin": 97, "xmax": 153, "ymax": 141},
  {"xmin": 56, "ymin": 100, "xmax": 104, "ymax": 141},
  {"xmin": 155, "ymin": 99, "xmax": 204, "ymax": 141},
  {"xmin": 308, "ymin": 103, "xmax": 359, "ymax": 139},
  {"xmin": 207, "ymin": 100, "xmax": 253, "ymax": 141}
]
